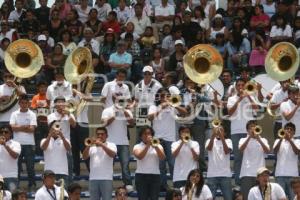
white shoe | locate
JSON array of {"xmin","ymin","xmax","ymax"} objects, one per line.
[{"xmin": 125, "ymin": 185, "xmax": 134, "ymax": 193}]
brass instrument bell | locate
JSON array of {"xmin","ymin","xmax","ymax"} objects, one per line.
[
  {"xmin": 244, "ymin": 81, "xmax": 256, "ymax": 95},
  {"xmin": 278, "ymin": 128, "xmax": 286, "ymax": 138},
  {"xmin": 212, "ymin": 119, "xmax": 221, "ymax": 128},
  {"xmin": 52, "ymin": 121, "xmax": 61, "ymax": 131},
  {"xmin": 84, "ymin": 138, "xmax": 94, "ymax": 147},
  {"xmin": 168, "ymin": 95, "xmax": 182, "ymax": 107},
  {"xmin": 151, "ymin": 138, "xmax": 160, "ymax": 147},
  {"xmin": 182, "ymin": 134, "xmax": 191, "ymax": 143},
  {"xmin": 254, "ymin": 125, "xmax": 262, "ymax": 135}
]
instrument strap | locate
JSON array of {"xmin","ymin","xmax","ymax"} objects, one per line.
[{"xmin": 47, "ymin": 188, "xmax": 57, "ymax": 200}]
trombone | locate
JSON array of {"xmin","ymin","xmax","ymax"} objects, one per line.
[
  {"xmin": 278, "ymin": 128, "xmax": 286, "ymax": 139},
  {"xmin": 168, "ymin": 94, "xmax": 182, "ymax": 107},
  {"xmin": 244, "ymin": 81, "xmax": 257, "ymax": 95},
  {"xmin": 151, "ymin": 138, "xmax": 160, "ymax": 147}
]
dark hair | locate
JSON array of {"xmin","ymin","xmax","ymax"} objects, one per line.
[
  {"xmin": 1, "ymin": 37, "xmax": 10, "ymax": 45},
  {"xmin": 222, "ymin": 69, "xmax": 233, "ymax": 77},
  {"xmin": 115, "ymin": 186, "xmax": 127, "ymax": 196},
  {"xmin": 125, "ymin": 32, "xmax": 133, "ymax": 40},
  {"xmin": 165, "ymin": 71, "xmax": 178, "ymax": 85},
  {"xmin": 67, "ymin": 182, "xmax": 82, "ymax": 193},
  {"xmin": 134, "ymin": 3, "xmax": 143, "ymax": 9},
  {"xmin": 284, "ymin": 122, "xmax": 296, "ymax": 132},
  {"xmin": 60, "ymin": 29, "xmax": 73, "ymax": 42},
  {"xmin": 246, "ymin": 120, "xmax": 257, "ymax": 130},
  {"xmin": 154, "ymin": 87, "xmax": 170, "ymax": 106},
  {"xmin": 185, "ymin": 169, "xmax": 204, "ymax": 198},
  {"xmin": 95, "ymin": 127, "xmax": 107, "ymax": 134},
  {"xmin": 12, "ymin": 189, "xmax": 27, "ymax": 200},
  {"xmin": 178, "ymin": 126, "xmax": 190, "ymax": 135},
  {"xmin": 89, "ymin": 8, "xmax": 98, "ymax": 15},
  {"xmin": 171, "ymin": 25, "xmax": 182, "ymax": 34},
  {"xmin": 116, "ymin": 68, "xmax": 127, "ymax": 76},
  {"xmin": 275, "ymin": 15, "xmax": 287, "ymax": 29},
  {"xmin": 172, "ymin": 15, "xmax": 182, "ymax": 27},
  {"xmin": 288, "ymin": 84, "xmax": 299, "ymax": 94},
  {"xmin": 139, "ymin": 126, "xmax": 155, "ymax": 138},
  {"xmin": 70, "ymin": 9, "xmax": 79, "ymax": 20},
  {"xmin": 37, "ymin": 80, "xmax": 48, "ymax": 87},
  {"xmin": 235, "ymin": 78, "xmax": 246, "ymax": 86},
  {"xmin": 194, "ymin": 6, "xmax": 205, "ymax": 18},
  {"xmin": 0, "ymin": 124, "xmax": 13, "ymax": 134},
  {"xmin": 54, "ymin": 96, "xmax": 66, "ymax": 103},
  {"xmin": 108, "ymin": 11, "xmax": 117, "ymax": 18},
  {"xmin": 165, "ymin": 188, "xmax": 182, "ymax": 200},
  {"xmin": 294, "ymin": 16, "xmax": 300, "ymax": 31},
  {"xmin": 18, "ymin": 94, "xmax": 29, "ymax": 102},
  {"xmin": 291, "ymin": 177, "xmax": 300, "ymax": 187},
  {"xmin": 254, "ymin": 4, "xmax": 264, "ymax": 14}
]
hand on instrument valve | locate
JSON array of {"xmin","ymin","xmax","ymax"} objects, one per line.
[{"xmin": 94, "ymin": 139, "xmax": 104, "ymax": 147}]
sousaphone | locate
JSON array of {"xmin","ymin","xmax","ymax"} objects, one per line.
[
  {"xmin": 64, "ymin": 47, "xmax": 94, "ymax": 116},
  {"xmin": 265, "ymin": 42, "xmax": 299, "ymax": 81},
  {"xmin": 0, "ymin": 39, "xmax": 44, "ymax": 112}
]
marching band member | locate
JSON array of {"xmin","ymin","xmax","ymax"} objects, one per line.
[
  {"xmin": 0, "ymin": 125, "xmax": 21, "ymax": 191},
  {"xmin": 239, "ymin": 120, "xmax": 270, "ymax": 200},
  {"xmin": 162, "ymin": 72, "xmax": 181, "ymax": 95},
  {"xmin": 165, "ymin": 188, "xmax": 182, "ymax": 200},
  {"xmin": 101, "ymin": 96, "xmax": 134, "ymax": 192},
  {"xmin": 114, "ymin": 187, "xmax": 128, "ymax": 200},
  {"xmin": 35, "ymin": 170, "xmax": 68, "ymax": 200},
  {"xmin": 133, "ymin": 126, "xmax": 166, "ymax": 199},
  {"xmin": 82, "ymin": 127, "xmax": 117, "ymax": 200},
  {"xmin": 172, "ymin": 126, "xmax": 199, "ymax": 188},
  {"xmin": 67, "ymin": 183, "xmax": 82, "ymax": 200},
  {"xmin": 9, "ymin": 95, "xmax": 37, "ymax": 191},
  {"xmin": 280, "ymin": 84, "xmax": 300, "ymax": 138},
  {"xmin": 40, "ymin": 120, "xmax": 71, "ymax": 185},
  {"xmin": 0, "ymin": 175, "xmax": 12, "ymax": 200},
  {"xmin": 227, "ymin": 78, "xmax": 259, "ymax": 186},
  {"xmin": 148, "ymin": 88, "xmax": 187, "ymax": 191},
  {"xmin": 11, "ymin": 189, "xmax": 27, "ymax": 200},
  {"xmin": 269, "ymin": 80, "xmax": 290, "ymax": 138},
  {"xmin": 206, "ymin": 122, "xmax": 232, "ymax": 200},
  {"xmin": 180, "ymin": 169, "xmax": 213, "ymax": 200},
  {"xmin": 30, "ymin": 81, "xmax": 50, "ymax": 156},
  {"xmin": 291, "ymin": 177, "xmax": 300, "ymax": 200},
  {"xmin": 0, "ymin": 70, "xmax": 26, "ymax": 127},
  {"xmin": 273, "ymin": 122, "xmax": 300, "ymax": 200},
  {"xmin": 248, "ymin": 167, "xmax": 286, "ymax": 200}
]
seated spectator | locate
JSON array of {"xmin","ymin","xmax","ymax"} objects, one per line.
[
  {"xmin": 113, "ymin": 0, "xmax": 131, "ymax": 26},
  {"xmin": 0, "ymin": 3, "xmax": 11, "ymax": 21},
  {"xmin": 154, "ymin": 0, "xmax": 175, "ymax": 29},
  {"xmin": 140, "ymin": 26, "xmax": 158, "ymax": 48},
  {"xmin": 34, "ymin": 0, "xmax": 50, "ymax": 25},
  {"xmin": 0, "ymin": 38, "xmax": 10, "ymax": 65},
  {"xmin": 108, "ymin": 40, "xmax": 132, "ymax": 80},
  {"xmin": 0, "ymin": 20, "xmax": 18, "ymax": 42},
  {"xmin": 85, "ymin": 8, "xmax": 102, "ymax": 37},
  {"xmin": 250, "ymin": 4, "xmax": 270, "ymax": 34},
  {"xmin": 131, "ymin": 0, "xmax": 153, "ymax": 18},
  {"xmin": 161, "ymin": 25, "xmax": 185, "ymax": 56},
  {"xmin": 127, "ymin": 3, "xmax": 151, "ymax": 36},
  {"xmin": 78, "ymin": 27, "xmax": 100, "ymax": 55},
  {"xmin": 236, "ymin": 7, "xmax": 250, "ymax": 28},
  {"xmin": 212, "ymin": 33, "xmax": 226, "ymax": 59},
  {"xmin": 167, "ymin": 40, "xmax": 185, "ymax": 81},
  {"xmin": 270, "ymin": 15, "xmax": 292, "ymax": 45},
  {"xmin": 102, "ymin": 11, "xmax": 121, "ymax": 34},
  {"xmin": 207, "ymin": 14, "xmax": 228, "ymax": 42},
  {"xmin": 21, "ymin": 9, "xmax": 39, "ymax": 35},
  {"xmin": 181, "ymin": 10, "xmax": 202, "ymax": 48},
  {"xmin": 50, "ymin": 0, "xmax": 72, "ymax": 20},
  {"xmin": 41, "ymin": 29, "xmax": 55, "ymax": 48},
  {"xmin": 150, "ymin": 48, "xmax": 165, "ymax": 82},
  {"xmin": 172, "ymin": 15, "xmax": 182, "ymax": 28},
  {"xmin": 36, "ymin": 34, "xmax": 53, "ymax": 58},
  {"xmin": 192, "ymin": 6, "xmax": 210, "ymax": 31},
  {"xmin": 120, "ymin": 22, "xmax": 140, "ymax": 41},
  {"xmin": 74, "ymin": 0, "xmax": 92, "ymax": 23},
  {"xmin": 0, "ymin": 176, "xmax": 12, "ymax": 199},
  {"xmin": 165, "ymin": 188, "xmax": 182, "ymax": 200},
  {"xmin": 160, "ymin": 24, "xmax": 171, "ymax": 42},
  {"xmin": 176, "ymin": 1, "xmax": 188, "ymax": 19},
  {"xmin": 294, "ymin": 17, "xmax": 300, "ymax": 47},
  {"xmin": 94, "ymin": 0, "xmax": 112, "ymax": 22},
  {"xmin": 8, "ymin": 0, "xmax": 26, "ymax": 23},
  {"xmin": 262, "ymin": 0, "xmax": 276, "ymax": 18},
  {"xmin": 230, "ymin": 17, "xmax": 247, "ymax": 35},
  {"xmin": 58, "ymin": 29, "xmax": 77, "ymax": 56},
  {"xmin": 99, "ymin": 28, "xmax": 116, "ymax": 74},
  {"xmin": 48, "ymin": 9, "xmax": 65, "ymax": 42},
  {"xmin": 270, "ymin": 0, "xmax": 293, "ymax": 27},
  {"xmin": 199, "ymin": 0, "xmax": 216, "ymax": 20},
  {"xmin": 291, "ymin": 177, "xmax": 300, "ymax": 200},
  {"xmin": 65, "ymin": 9, "xmax": 83, "ymax": 43}
]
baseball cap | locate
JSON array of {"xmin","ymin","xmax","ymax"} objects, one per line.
[
  {"xmin": 42, "ymin": 170, "xmax": 55, "ymax": 178},
  {"xmin": 175, "ymin": 40, "xmax": 184, "ymax": 46},
  {"xmin": 257, "ymin": 167, "xmax": 271, "ymax": 176},
  {"xmin": 37, "ymin": 34, "xmax": 47, "ymax": 41},
  {"xmin": 143, "ymin": 66, "xmax": 154, "ymax": 73}
]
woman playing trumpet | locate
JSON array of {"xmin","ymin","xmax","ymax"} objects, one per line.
[
  {"xmin": 172, "ymin": 126, "xmax": 199, "ymax": 188},
  {"xmin": 133, "ymin": 126, "xmax": 165, "ymax": 200},
  {"xmin": 273, "ymin": 122, "xmax": 300, "ymax": 200}
]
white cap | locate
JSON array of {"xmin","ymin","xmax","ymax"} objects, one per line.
[
  {"xmin": 257, "ymin": 167, "xmax": 271, "ymax": 176},
  {"xmin": 175, "ymin": 40, "xmax": 184, "ymax": 46},
  {"xmin": 37, "ymin": 34, "xmax": 47, "ymax": 41},
  {"xmin": 214, "ymin": 14, "xmax": 223, "ymax": 19},
  {"xmin": 142, "ymin": 65, "xmax": 153, "ymax": 73}
]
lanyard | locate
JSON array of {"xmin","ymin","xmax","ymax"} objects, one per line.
[{"xmin": 47, "ymin": 188, "xmax": 57, "ymax": 200}]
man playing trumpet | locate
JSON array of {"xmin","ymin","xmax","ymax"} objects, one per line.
[{"xmin": 273, "ymin": 122, "xmax": 300, "ymax": 200}]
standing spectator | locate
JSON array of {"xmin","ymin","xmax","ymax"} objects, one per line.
[
  {"xmin": 48, "ymin": 9, "xmax": 65, "ymax": 43},
  {"xmin": 8, "ymin": 0, "xmax": 26, "ymax": 23},
  {"xmin": 102, "ymin": 11, "xmax": 121, "ymax": 34},
  {"xmin": 74, "ymin": 0, "xmax": 91, "ymax": 23},
  {"xmin": 94, "ymin": 0, "xmax": 112, "ymax": 22},
  {"xmin": 65, "ymin": 9, "xmax": 83, "ymax": 43},
  {"xmin": 270, "ymin": 15, "xmax": 293, "ymax": 44},
  {"xmin": 239, "ymin": 120, "xmax": 270, "ymax": 200},
  {"xmin": 10, "ymin": 95, "xmax": 37, "ymax": 191},
  {"xmin": 78, "ymin": 27, "xmax": 100, "ymax": 55},
  {"xmin": 34, "ymin": 0, "xmax": 50, "ymax": 25},
  {"xmin": 0, "ymin": 125, "xmax": 21, "ymax": 191},
  {"xmin": 127, "ymin": 3, "xmax": 151, "ymax": 36},
  {"xmin": 58, "ymin": 29, "xmax": 77, "ymax": 56},
  {"xmin": 133, "ymin": 126, "xmax": 166, "ymax": 199},
  {"xmin": 85, "ymin": 8, "xmax": 102, "ymax": 37}
]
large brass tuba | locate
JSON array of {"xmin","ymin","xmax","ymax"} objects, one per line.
[
  {"xmin": 265, "ymin": 42, "xmax": 299, "ymax": 81},
  {"xmin": 64, "ymin": 47, "xmax": 94, "ymax": 116},
  {"xmin": 1, "ymin": 39, "xmax": 44, "ymax": 112},
  {"xmin": 183, "ymin": 44, "xmax": 223, "ymax": 84}
]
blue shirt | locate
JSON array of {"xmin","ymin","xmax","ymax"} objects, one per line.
[{"xmin": 109, "ymin": 51, "xmax": 132, "ymax": 65}]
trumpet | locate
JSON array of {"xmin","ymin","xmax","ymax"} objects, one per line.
[
  {"xmin": 64, "ymin": 99, "xmax": 77, "ymax": 113},
  {"xmin": 254, "ymin": 125, "xmax": 262, "ymax": 135},
  {"xmin": 182, "ymin": 134, "xmax": 191, "ymax": 143},
  {"xmin": 168, "ymin": 95, "xmax": 182, "ymax": 107},
  {"xmin": 212, "ymin": 119, "xmax": 221, "ymax": 128},
  {"xmin": 52, "ymin": 121, "xmax": 61, "ymax": 131},
  {"xmin": 84, "ymin": 137, "xmax": 95, "ymax": 147},
  {"xmin": 151, "ymin": 138, "xmax": 160, "ymax": 147},
  {"xmin": 244, "ymin": 81, "xmax": 256, "ymax": 95},
  {"xmin": 278, "ymin": 128, "xmax": 286, "ymax": 138}
]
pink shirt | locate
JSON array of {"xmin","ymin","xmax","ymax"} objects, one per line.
[{"xmin": 250, "ymin": 14, "xmax": 270, "ymax": 32}]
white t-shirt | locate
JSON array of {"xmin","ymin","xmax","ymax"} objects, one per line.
[
  {"xmin": 148, "ymin": 105, "xmax": 177, "ymax": 141},
  {"xmin": 10, "ymin": 109, "xmax": 37, "ymax": 145},
  {"xmin": 248, "ymin": 183, "xmax": 286, "ymax": 200},
  {"xmin": 2, "ymin": 191, "xmax": 12, "ymax": 200},
  {"xmin": 280, "ymin": 100, "xmax": 300, "ymax": 137},
  {"xmin": 94, "ymin": 3, "xmax": 112, "ymax": 22},
  {"xmin": 134, "ymin": 79, "xmax": 162, "ymax": 106},
  {"xmin": 154, "ymin": 4, "xmax": 175, "ymax": 17},
  {"xmin": 74, "ymin": 5, "xmax": 92, "ymax": 23},
  {"xmin": 41, "ymin": 137, "xmax": 70, "ymax": 175},
  {"xmin": 71, "ymin": 95, "xmax": 89, "ymax": 124},
  {"xmin": 35, "ymin": 185, "xmax": 68, "ymax": 200},
  {"xmin": 205, "ymin": 138, "xmax": 232, "ymax": 178},
  {"xmin": 101, "ymin": 80, "xmax": 131, "ymax": 108},
  {"xmin": 181, "ymin": 184, "xmax": 213, "ymax": 200},
  {"xmin": 101, "ymin": 106, "xmax": 132, "ymax": 145},
  {"xmin": 47, "ymin": 112, "xmax": 75, "ymax": 141},
  {"xmin": 273, "ymin": 138, "xmax": 300, "ymax": 177},
  {"xmin": 270, "ymin": 25, "xmax": 292, "ymax": 38},
  {"xmin": 227, "ymin": 95, "xmax": 255, "ymax": 134},
  {"xmin": 133, "ymin": 142, "xmax": 162, "ymax": 174},
  {"xmin": 0, "ymin": 84, "xmax": 26, "ymax": 122},
  {"xmin": 172, "ymin": 140, "xmax": 199, "ymax": 182},
  {"xmin": 0, "ymin": 139, "xmax": 21, "ymax": 178},
  {"xmin": 270, "ymin": 89, "xmax": 288, "ymax": 122},
  {"xmin": 46, "ymin": 81, "xmax": 73, "ymax": 108},
  {"xmin": 89, "ymin": 142, "xmax": 117, "ymax": 180},
  {"xmin": 239, "ymin": 136, "xmax": 269, "ymax": 177}
]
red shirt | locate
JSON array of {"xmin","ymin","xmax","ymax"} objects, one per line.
[{"xmin": 102, "ymin": 20, "xmax": 121, "ymax": 34}]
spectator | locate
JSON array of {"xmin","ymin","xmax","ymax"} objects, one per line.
[
  {"xmin": 12, "ymin": 189, "xmax": 27, "ymax": 200},
  {"xmin": 21, "ymin": 9, "xmax": 39, "ymax": 35},
  {"xmin": 74, "ymin": 0, "xmax": 91, "ymax": 23},
  {"xmin": 250, "ymin": 4, "xmax": 270, "ymax": 33},
  {"xmin": 154, "ymin": 0, "xmax": 175, "ymax": 30},
  {"xmin": 212, "ymin": 33, "xmax": 226, "ymax": 58},
  {"xmin": 99, "ymin": 28, "xmax": 116, "ymax": 74},
  {"xmin": 291, "ymin": 177, "xmax": 300, "ymax": 200},
  {"xmin": 262, "ymin": 0, "xmax": 276, "ymax": 18},
  {"xmin": 34, "ymin": 0, "xmax": 50, "ymax": 25},
  {"xmin": 0, "ymin": 3, "xmax": 11, "ymax": 21},
  {"xmin": 167, "ymin": 40, "xmax": 185, "ymax": 75},
  {"xmin": 199, "ymin": 0, "xmax": 215, "ymax": 20},
  {"xmin": 131, "ymin": 0, "xmax": 153, "ymax": 18},
  {"xmin": 78, "ymin": 27, "xmax": 100, "ymax": 55},
  {"xmin": 85, "ymin": 8, "xmax": 102, "ymax": 37},
  {"xmin": 94, "ymin": 0, "xmax": 112, "ymax": 22},
  {"xmin": 161, "ymin": 25, "xmax": 185, "ymax": 56},
  {"xmin": 176, "ymin": 1, "xmax": 188, "ymax": 18},
  {"xmin": 102, "ymin": 11, "xmax": 121, "ymax": 34},
  {"xmin": 65, "ymin": 9, "xmax": 83, "ymax": 43},
  {"xmin": 8, "ymin": 0, "xmax": 26, "ymax": 23},
  {"xmin": 181, "ymin": 10, "xmax": 202, "ymax": 48},
  {"xmin": 115, "ymin": 187, "xmax": 128, "ymax": 200},
  {"xmin": 270, "ymin": 0, "xmax": 294, "ymax": 27},
  {"xmin": 270, "ymin": 15, "xmax": 293, "ymax": 44},
  {"xmin": 150, "ymin": 48, "xmax": 165, "ymax": 82},
  {"xmin": 113, "ymin": 0, "xmax": 131, "ymax": 26},
  {"xmin": 0, "ymin": 176, "xmax": 12, "ymax": 199},
  {"xmin": 127, "ymin": 3, "xmax": 151, "ymax": 36},
  {"xmin": 50, "ymin": 0, "xmax": 72, "ymax": 20},
  {"xmin": 48, "ymin": 9, "xmax": 65, "ymax": 42},
  {"xmin": 0, "ymin": 20, "xmax": 18, "ymax": 42},
  {"xmin": 294, "ymin": 17, "xmax": 300, "ymax": 47},
  {"xmin": 58, "ymin": 29, "xmax": 77, "ymax": 56},
  {"xmin": 207, "ymin": 14, "xmax": 228, "ymax": 42},
  {"xmin": 191, "ymin": 6, "xmax": 210, "ymax": 31},
  {"xmin": 165, "ymin": 188, "xmax": 182, "ymax": 200},
  {"xmin": 120, "ymin": 22, "xmax": 139, "ymax": 41},
  {"xmin": 0, "ymin": 38, "xmax": 10, "ymax": 65},
  {"xmin": 140, "ymin": 26, "xmax": 158, "ymax": 48}
]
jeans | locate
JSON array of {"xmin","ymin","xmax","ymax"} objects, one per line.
[
  {"xmin": 240, "ymin": 177, "xmax": 256, "ymax": 200},
  {"xmin": 116, "ymin": 145, "xmax": 132, "ymax": 185},
  {"xmin": 207, "ymin": 177, "xmax": 232, "ymax": 200},
  {"xmin": 89, "ymin": 180, "xmax": 113, "ymax": 200},
  {"xmin": 71, "ymin": 123, "xmax": 90, "ymax": 175},
  {"xmin": 276, "ymin": 176, "xmax": 294, "ymax": 200},
  {"xmin": 159, "ymin": 139, "xmax": 174, "ymax": 189},
  {"xmin": 3, "ymin": 178, "xmax": 18, "ymax": 191},
  {"xmin": 67, "ymin": 151, "xmax": 73, "ymax": 184},
  {"xmin": 173, "ymin": 180, "xmax": 186, "ymax": 189},
  {"xmin": 190, "ymin": 123, "xmax": 207, "ymax": 171},
  {"xmin": 231, "ymin": 133, "xmax": 247, "ymax": 186},
  {"xmin": 135, "ymin": 173, "xmax": 161, "ymax": 200},
  {"xmin": 18, "ymin": 145, "xmax": 36, "ymax": 187},
  {"xmin": 0, "ymin": 121, "xmax": 9, "ymax": 127},
  {"xmin": 35, "ymin": 122, "xmax": 48, "ymax": 156}
]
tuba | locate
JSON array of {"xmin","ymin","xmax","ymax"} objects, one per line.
[
  {"xmin": 265, "ymin": 42, "xmax": 300, "ymax": 81},
  {"xmin": 64, "ymin": 47, "xmax": 94, "ymax": 116},
  {"xmin": 1, "ymin": 39, "xmax": 44, "ymax": 112}
]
